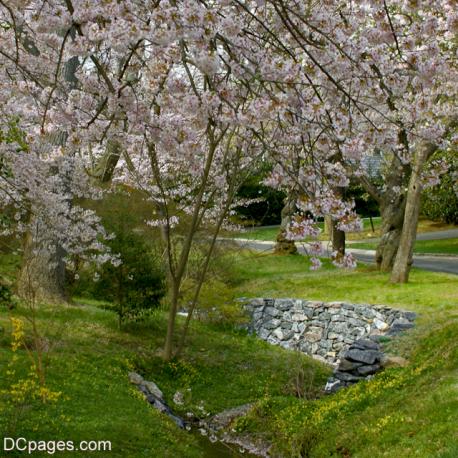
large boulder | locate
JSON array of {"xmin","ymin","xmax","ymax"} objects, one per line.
[{"xmin": 343, "ymin": 348, "xmax": 382, "ymax": 365}]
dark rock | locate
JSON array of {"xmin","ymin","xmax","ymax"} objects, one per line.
[
  {"xmin": 138, "ymin": 385, "xmax": 186, "ymax": 429},
  {"xmin": 343, "ymin": 349, "xmax": 382, "ymax": 365},
  {"xmin": 350, "ymin": 338, "xmax": 380, "ymax": 351},
  {"xmin": 319, "ymin": 340, "xmax": 333, "ymax": 350},
  {"xmin": 388, "ymin": 319, "xmax": 414, "ymax": 335},
  {"xmin": 204, "ymin": 404, "xmax": 252, "ymax": 431},
  {"xmin": 128, "ymin": 371, "xmax": 144, "ymax": 385},
  {"xmin": 334, "ymin": 371, "xmax": 365, "ymax": 382},
  {"xmin": 392, "ymin": 318, "xmax": 413, "ymax": 327},
  {"xmin": 342, "ymin": 303, "xmax": 354, "ymax": 310},
  {"xmin": 338, "ymin": 358, "xmax": 363, "ymax": 371},
  {"xmin": 402, "ymin": 311, "xmax": 417, "ymax": 321},
  {"xmin": 356, "ymin": 364, "xmax": 381, "ymax": 376},
  {"xmin": 329, "ymin": 322, "xmax": 348, "ymax": 333},
  {"xmin": 325, "ymin": 378, "xmax": 345, "ymax": 393},
  {"xmin": 143, "ymin": 380, "xmax": 164, "ymax": 399},
  {"xmin": 264, "ymin": 319, "xmax": 281, "ymax": 329},
  {"xmin": 280, "ymin": 321, "xmax": 293, "ymax": 330},
  {"xmin": 276, "ymin": 299, "xmax": 293, "ymax": 310},
  {"xmin": 387, "ymin": 315, "xmax": 396, "ymax": 325},
  {"xmin": 249, "ymin": 298, "xmax": 264, "ymax": 307},
  {"xmin": 299, "ymin": 341, "xmax": 311, "ymax": 353},
  {"xmin": 265, "ymin": 306, "xmax": 279, "ymax": 317}
]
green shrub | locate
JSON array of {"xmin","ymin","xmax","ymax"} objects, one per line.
[
  {"xmin": 422, "ymin": 151, "xmax": 458, "ymax": 224},
  {"xmin": 234, "ymin": 166, "xmax": 285, "ymax": 226},
  {"xmin": 0, "ymin": 278, "xmax": 15, "ymax": 309},
  {"xmin": 70, "ymin": 190, "xmax": 165, "ymax": 324},
  {"xmin": 73, "ymin": 228, "xmax": 165, "ymax": 325},
  {"xmin": 179, "ymin": 242, "xmax": 247, "ymax": 328}
]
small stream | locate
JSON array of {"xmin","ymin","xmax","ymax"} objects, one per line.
[
  {"xmin": 192, "ymin": 431, "xmax": 260, "ymax": 457},
  {"xmin": 132, "ymin": 374, "xmax": 265, "ymax": 457}
]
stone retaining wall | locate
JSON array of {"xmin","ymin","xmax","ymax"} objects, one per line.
[{"xmin": 245, "ymin": 298, "xmax": 416, "ymax": 365}]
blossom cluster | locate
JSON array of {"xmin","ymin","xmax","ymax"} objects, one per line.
[{"xmin": 0, "ymin": 0, "xmax": 456, "ymax": 273}]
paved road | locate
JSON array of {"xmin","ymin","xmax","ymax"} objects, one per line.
[
  {"xmin": 349, "ymin": 228, "xmax": 458, "ymax": 244},
  {"xmin": 230, "ymin": 239, "xmax": 458, "ymax": 275},
  {"xmin": 416, "ymin": 229, "xmax": 458, "ymax": 241}
]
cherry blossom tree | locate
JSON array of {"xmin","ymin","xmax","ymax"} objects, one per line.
[
  {"xmin": 1, "ymin": 1, "xmax": 456, "ymax": 365},
  {"xmin": 251, "ymin": 0, "xmax": 458, "ymax": 281},
  {"xmin": 0, "ymin": 0, "xmax": 285, "ymax": 359}
]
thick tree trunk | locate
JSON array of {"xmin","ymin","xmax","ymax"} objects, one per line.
[
  {"xmin": 329, "ymin": 188, "xmax": 345, "ymax": 258},
  {"xmin": 275, "ymin": 193, "xmax": 297, "ymax": 255},
  {"xmin": 370, "ymin": 153, "xmax": 409, "ymax": 271},
  {"xmin": 375, "ymin": 196, "xmax": 406, "ymax": 271},
  {"xmin": 17, "ymin": 228, "xmax": 67, "ymax": 304},
  {"xmin": 390, "ymin": 148, "xmax": 430, "ymax": 283},
  {"xmin": 92, "ymin": 139, "xmax": 123, "ymax": 183},
  {"xmin": 16, "ymin": 46, "xmax": 78, "ymax": 304},
  {"xmin": 390, "ymin": 118, "xmax": 458, "ymax": 282},
  {"xmin": 325, "ymin": 215, "xmax": 346, "ymax": 257}
]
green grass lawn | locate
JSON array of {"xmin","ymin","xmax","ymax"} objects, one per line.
[
  {"xmin": 230, "ymin": 251, "xmax": 458, "ymax": 314},
  {"xmin": 1, "ymin": 249, "xmax": 458, "ymax": 457},
  {"xmin": 351, "ymin": 237, "xmax": 458, "ymax": 255}
]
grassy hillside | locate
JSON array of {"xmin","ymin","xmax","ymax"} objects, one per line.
[
  {"xmin": 0, "ymin": 253, "xmax": 329, "ymax": 457},
  {"xmin": 229, "ymin": 252, "xmax": 458, "ymax": 457},
  {"xmin": 229, "ymin": 217, "xmax": 382, "ymax": 242},
  {"xmin": 1, "ymin": 250, "xmax": 457, "ymax": 457}
]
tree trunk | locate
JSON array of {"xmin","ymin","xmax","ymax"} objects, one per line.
[
  {"xmin": 275, "ymin": 192, "xmax": 297, "ymax": 255},
  {"xmin": 324, "ymin": 215, "xmax": 333, "ymax": 236},
  {"xmin": 92, "ymin": 139, "xmax": 123, "ymax": 183},
  {"xmin": 356, "ymin": 152, "xmax": 410, "ymax": 272},
  {"xmin": 375, "ymin": 196, "xmax": 406, "ymax": 271},
  {"xmin": 390, "ymin": 148, "xmax": 430, "ymax": 283},
  {"xmin": 16, "ymin": 45, "xmax": 78, "ymax": 304},
  {"xmin": 329, "ymin": 188, "xmax": 345, "ymax": 258},
  {"xmin": 331, "ymin": 218, "xmax": 345, "ymax": 258},
  {"xmin": 164, "ymin": 282, "xmax": 180, "ymax": 361},
  {"xmin": 17, "ymin": 228, "xmax": 67, "ymax": 304}
]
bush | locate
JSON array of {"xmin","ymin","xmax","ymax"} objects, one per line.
[
  {"xmin": 347, "ymin": 183, "xmax": 380, "ymax": 217},
  {"xmin": 0, "ymin": 280, "xmax": 14, "ymax": 309},
  {"xmin": 70, "ymin": 190, "xmax": 165, "ymax": 324},
  {"xmin": 178, "ymin": 240, "xmax": 248, "ymax": 328},
  {"xmin": 422, "ymin": 151, "xmax": 458, "ymax": 224},
  {"xmin": 234, "ymin": 166, "xmax": 285, "ymax": 226},
  {"xmin": 100, "ymin": 232, "xmax": 164, "ymax": 324}
]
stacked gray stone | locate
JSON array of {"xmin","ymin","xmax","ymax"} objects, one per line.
[
  {"xmin": 325, "ymin": 338, "xmax": 383, "ymax": 393},
  {"xmin": 245, "ymin": 298, "xmax": 415, "ymax": 365}
]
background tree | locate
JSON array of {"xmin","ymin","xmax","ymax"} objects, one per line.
[
  {"xmin": 254, "ymin": 0, "xmax": 458, "ymax": 281},
  {"xmin": 0, "ymin": 0, "xmax": 278, "ymax": 360},
  {"xmin": 421, "ymin": 150, "xmax": 458, "ymax": 225}
]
